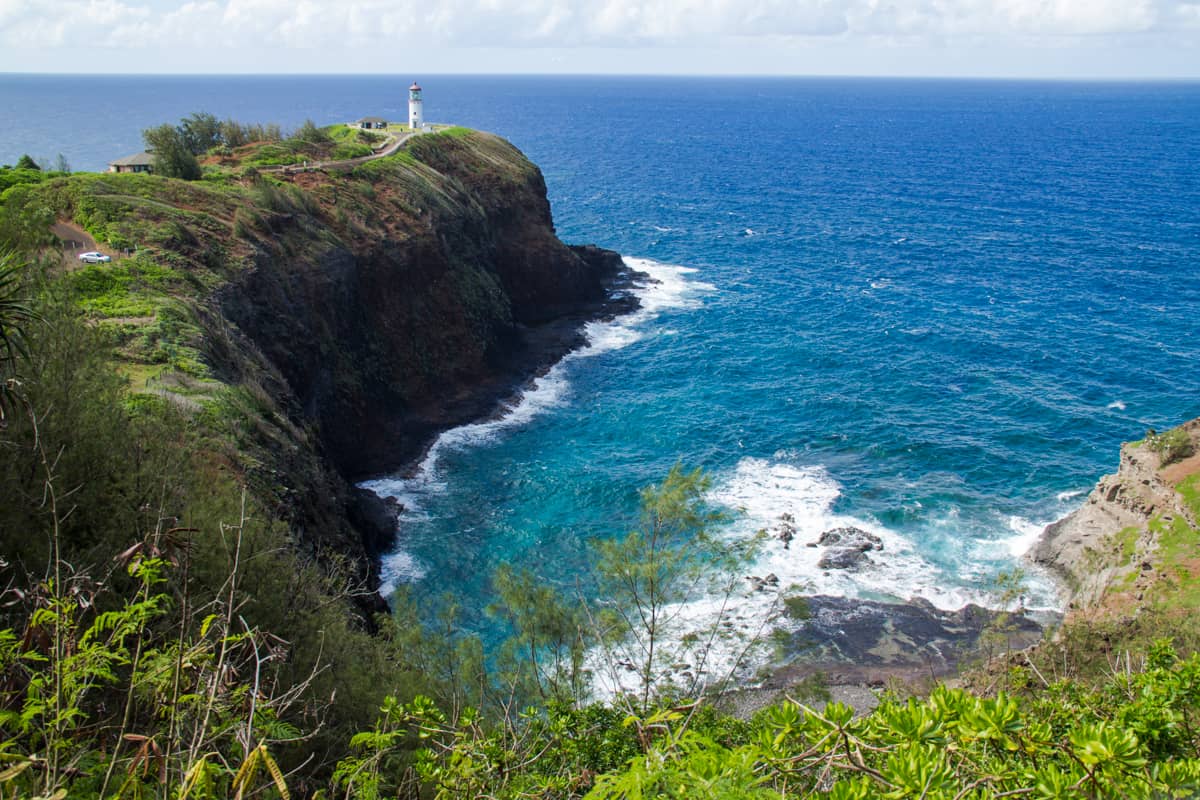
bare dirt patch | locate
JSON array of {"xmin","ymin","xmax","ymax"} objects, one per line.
[
  {"xmin": 99, "ymin": 316, "xmax": 156, "ymax": 326},
  {"xmin": 51, "ymin": 220, "xmax": 98, "ymax": 268},
  {"xmin": 1161, "ymin": 451, "xmax": 1200, "ymax": 485}
]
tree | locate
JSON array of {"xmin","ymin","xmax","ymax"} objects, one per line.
[
  {"xmin": 14, "ymin": 154, "xmax": 39, "ymax": 171},
  {"xmin": 592, "ymin": 465, "xmax": 742, "ymax": 711},
  {"xmin": 293, "ymin": 119, "xmax": 331, "ymax": 145},
  {"xmin": 489, "ymin": 564, "xmax": 590, "ymax": 705},
  {"xmin": 179, "ymin": 111, "xmax": 223, "ymax": 154},
  {"xmin": 142, "ymin": 123, "xmax": 201, "ymax": 180}
]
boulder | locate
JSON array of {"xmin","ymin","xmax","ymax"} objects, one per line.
[
  {"xmin": 818, "ymin": 548, "xmax": 870, "ymax": 570},
  {"xmin": 816, "ymin": 526, "xmax": 883, "ymax": 552}
]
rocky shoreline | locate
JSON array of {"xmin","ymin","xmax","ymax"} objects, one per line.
[
  {"xmin": 350, "ymin": 250, "xmax": 643, "ymax": 549},
  {"xmin": 393, "ymin": 247, "xmax": 641, "ymax": 480},
  {"xmin": 737, "ymin": 419, "xmax": 1200, "ymax": 716},
  {"xmin": 720, "ymin": 514, "xmax": 1053, "ymax": 717},
  {"xmin": 722, "ymin": 591, "xmax": 1044, "ymax": 717}
]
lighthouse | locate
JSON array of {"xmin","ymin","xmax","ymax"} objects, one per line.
[{"xmin": 408, "ymin": 82, "xmax": 423, "ymax": 130}]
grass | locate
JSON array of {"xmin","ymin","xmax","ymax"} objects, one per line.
[
  {"xmin": 1177, "ymin": 473, "xmax": 1200, "ymax": 518},
  {"xmin": 351, "ymin": 150, "xmax": 417, "ymax": 176},
  {"xmin": 327, "ymin": 125, "xmax": 404, "ymax": 145},
  {"xmin": 243, "ymin": 143, "xmax": 308, "ymax": 167},
  {"xmin": 235, "ymin": 123, "xmax": 413, "ymax": 168},
  {"xmin": 1137, "ymin": 512, "xmax": 1200, "ymax": 612},
  {"xmin": 1115, "ymin": 525, "xmax": 1141, "ymax": 563},
  {"xmin": 331, "ymin": 143, "xmax": 373, "ymax": 160},
  {"xmin": 116, "ymin": 362, "xmax": 168, "ymax": 392}
]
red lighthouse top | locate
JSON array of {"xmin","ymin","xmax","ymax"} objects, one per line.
[{"xmin": 410, "ymin": 82, "xmax": 421, "ymax": 91}]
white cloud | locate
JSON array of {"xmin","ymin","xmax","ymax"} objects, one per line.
[
  {"xmin": 0, "ymin": 0, "xmax": 1197, "ymax": 61},
  {"xmin": 0, "ymin": 0, "xmax": 150, "ymax": 46}
]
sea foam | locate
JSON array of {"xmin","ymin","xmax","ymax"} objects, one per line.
[
  {"xmin": 589, "ymin": 454, "xmax": 1080, "ymax": 699},
  {"xmin": 706, "ymin": 456, "xmax": 991, "ymax": 610},
  {"xmin": 591, "ymin": 456, "xmax": 989, "ymax": 699},
  {"xmin": 362, "ymin": 256, "xmax": 714, "ymax": 595}
]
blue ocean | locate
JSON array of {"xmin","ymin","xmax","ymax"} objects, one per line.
[{"xmin": 4, "ymin": 75, "xmax": 1200, "ymax": 651}]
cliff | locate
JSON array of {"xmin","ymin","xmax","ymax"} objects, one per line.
[
  {"xmin": 212, "ymin": 131, "xmax": 631, "ymax": 480},
  {"xmin": 1029, "ymin": 419, "xmax": 1200, "ymax": 614},
  {"xmin": 14, "ymin": 128, "xmax": 632, "ymax": 610}
]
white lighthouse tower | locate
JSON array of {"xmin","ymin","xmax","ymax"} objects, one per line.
[{"xmin": 408, "ymin": 82, "xmax": 423, "ymax": 130}]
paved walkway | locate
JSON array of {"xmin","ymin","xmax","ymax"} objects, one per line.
[{"xmin": 266, "ymin": 127, "xmax": 435, "ymax": 175}]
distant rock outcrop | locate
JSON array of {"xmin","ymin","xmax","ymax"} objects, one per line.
[{"xmin": 1029, "ymin": 419, "xmax": 1200, "ymax": 612}]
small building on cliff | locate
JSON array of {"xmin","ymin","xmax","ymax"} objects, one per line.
[
  {"xmin": 355, "ymin": 117, "xmax": 388, "ymax": 130},
  {"xmin": 108, "ymin": 152, "xmax": 155, "ymax": 174}
]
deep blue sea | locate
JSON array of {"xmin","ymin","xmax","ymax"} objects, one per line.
[{"xmin": 4, "ymin": 75, "xmax": 1200, "ymax": 658}]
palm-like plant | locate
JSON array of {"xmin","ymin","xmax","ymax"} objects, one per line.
[{"xmin": 0, "ymin": 248, "xmax": 38, "ymax": 426}]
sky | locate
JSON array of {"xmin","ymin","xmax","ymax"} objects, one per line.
[{"xmin": 1, "ymin": 0, "xmax": 1198, "ymax": 78}]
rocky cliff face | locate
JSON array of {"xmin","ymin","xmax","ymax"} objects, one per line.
[
  {"xmin": 1029, "ymin": 419, "xmax": 1200, "ymax": 612},
  {"xmin": 215, "ymin": 133, "xmax": 629, "ymax": 482},
  {"xmin": 70, "ymin": 130, "xmax": 635, "ymax": 611}
]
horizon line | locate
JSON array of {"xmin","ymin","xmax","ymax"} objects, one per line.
[{"xmin": 3, "ymin": 70, "xmax": 1200, "ymax": 83}]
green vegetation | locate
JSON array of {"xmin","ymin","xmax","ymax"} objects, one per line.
[
  {"xmin": 0, "ymin": 166, "xmax": 50, "ymax": 194},
  {"xmin": 0, "ymin": 249, "xmax": 38, "ymax": 424},
  {"xmin": 142, "ymin": 113, "xmax": 287, "ymax": 178},
  {"xmin": 5, "ymin": 119, "xmax": 1200, "ymax": 798},
  {"xmin": 435, "ymin": 125, "xmax": 476, "ymax": 139},
  {"xmin": 1147, "ymin": 514, "xmax": 1200, "ymax": 611},
  {"xmin": 143, "ymin": 123, "xmax": 202, "ymax": 180},
  {"xmin": 592, "ymin": 465, "xmax": 745, "ymax": 711},
  {"xmin": 331, "ymin": 142, "xmax": 374, "ymax": 160},
  {"xmin": 1177, "ymin": 473, "xmax": 1200, "ymax": 518},
  {"xmin": 1146, "ymin": 425, "xmax": 1195, "ymax": 466},
  {"xmin": 1115, "ymin": 524, "xmax": 1141, "ymax": 562},
  {"xmin": 0, "ymin": 276, "xmax": 417, "ymax": 798}
]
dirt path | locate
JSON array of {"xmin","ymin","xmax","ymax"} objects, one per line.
[
  {"xmin": 50, "ymin": 220, "xmax": 105, "ymax": 270},
  {"xmin": 51, "ymin": 220, "xmax": 96, "ymax": 253}
]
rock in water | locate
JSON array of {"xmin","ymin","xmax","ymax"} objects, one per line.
[
  {"xmin": 818, "ymin": 548, "xmax": 871, "ymax": 570},
  {"xmin": 816, "ymin": 526, "xmax": 883, "ymax": 551}
]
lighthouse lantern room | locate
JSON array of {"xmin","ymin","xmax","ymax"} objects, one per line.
[{"xmin": 408, "ymin": 82, "xmax": 423, "ymax": 130}]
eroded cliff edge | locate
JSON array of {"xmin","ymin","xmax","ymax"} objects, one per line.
[{"xmin": 1029, "ymin": 419, "xmax": 1200, "ymax": 615}]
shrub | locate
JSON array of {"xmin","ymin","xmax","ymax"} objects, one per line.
[
  {"xmin": 1148, "ymin": 427, "xmax": 1195, "ymax": 466},
  {"xmin": 293, "ymin": 119, "xmax": 331, "ymax": 145}
]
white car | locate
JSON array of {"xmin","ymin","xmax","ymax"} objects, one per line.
[{"xmin": 78, "ymin": 251, "xmax": 112, "ymax": 264}]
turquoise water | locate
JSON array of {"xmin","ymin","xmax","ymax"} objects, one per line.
[
  {"xmin": 3, "ymin": 75, "xmax": 1199, "ymax": 653},
  {"xmin": 357, "ymin": 79, "xmax": 1200, "ymax": 647}
]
